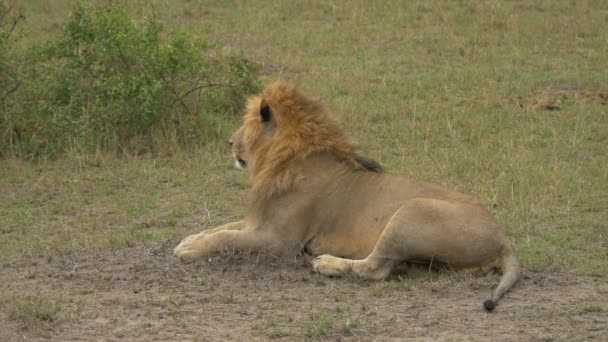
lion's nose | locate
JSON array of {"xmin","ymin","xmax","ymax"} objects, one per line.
[{"xmin": 228, "ymin": 140, "xmax": 233, "ymax": 146}]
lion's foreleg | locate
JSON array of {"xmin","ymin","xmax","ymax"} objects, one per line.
[
  {"xmin": 175, "ymin": 221, "xmax": 245, "ymax": 247},
  {"xmin": 174, "ymin": 221, "xmax": 244, "ymax": 259},
  {"xmin": 198, "ymin": 220, "xmax": 245, "ymax": 235},
  {"xmin": 174, "ymin": 228, "xmax": 291, "ymax": 262}
]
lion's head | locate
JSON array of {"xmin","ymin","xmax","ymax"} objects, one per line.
[{"xmin": 229, "ymin": 81, "xmax": 382, "ymax": 197}]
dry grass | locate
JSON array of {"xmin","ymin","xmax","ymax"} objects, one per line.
[{"xmin": 0, "ymin": 292, "xmax": 76, "ymax": 332}]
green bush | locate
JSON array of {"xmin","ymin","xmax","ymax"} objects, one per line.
[{"xmin": 1, "ymin": 4, "xmax": 260, "ymax": 159}]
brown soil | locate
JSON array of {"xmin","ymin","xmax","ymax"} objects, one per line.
[{"xmin": 2, "ymin": 240, "xmax": 607, "ymax": 341}]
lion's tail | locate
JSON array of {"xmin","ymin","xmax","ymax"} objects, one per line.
[{"xmin": 483, "ymin": 249, "xmax": 520, "ymax": 312}]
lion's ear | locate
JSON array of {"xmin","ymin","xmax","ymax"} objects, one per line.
[
  {"xmin": 260, "ymin": 99, "xmax": 272, "ymax": 122},
  {"xmin": 260, "ymin": 99, "xmax": 276, "ymax": 134}
]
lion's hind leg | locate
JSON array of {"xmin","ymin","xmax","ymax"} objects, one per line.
[
  {"xmin": 313, "ymin": 199, "xmax": 448, "ymax": 281},
  {"xmin": 313, "ymin": 204, "xmax": 414, "ymax": 280},
  {"xmin": 313, "ymin": 253, "xmax": 398, "ymax": 280}
]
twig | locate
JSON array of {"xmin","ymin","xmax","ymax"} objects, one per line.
[
  {"xmin": 116, "ymin": 43, "xmax": 132, "ymax": 73},
  {"xmin": 160, "ymin": 72, "xmax": 195, "ymax": 116},
  {"xmin": 7, "ymin": 13, "xmax": 24, "ymax": 35},
  {"xmin": 203, "ymin": 201, "xmax": 212, "ymax": 222},
  {"xmin": 179, "ymin": 82, "xmax": 231, "ymax": 99},
  {"xmin": 96, "ymin": 262, "xmax": 110, "ymax": 273},
  {"xmin": 0, "ymin": 2, "xmax": 25, "ymax": 37},
  {"xmin": 0, "ymin": 2, "xmax": 15, "ymax": 25},
  {"xmin": 0, "ymin": 5, "xmax": 24, "ymax": 104},
  {"xmin": 0, "ymin": 81, "xmax": 19, "ymax": 103}
]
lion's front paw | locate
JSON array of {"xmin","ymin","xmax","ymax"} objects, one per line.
[
  {"xmin": 312, "ymin": 254, "xmax": 353, "ymax": 277},
  {"xmin": 174, "ymin": 233, "xmax": 206, "ymax": 262}
]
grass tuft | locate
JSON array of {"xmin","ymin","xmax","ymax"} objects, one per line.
[
  {"xmin": 304, "ymin": 311, "xmax": 333, "ymax": 338},
  {"xmin": 1, "ymin": 294, "xmax": 63, "ymax": 331},
  {"xmin": 583, "ymin": 304, "xmax": 602, "ymax": 313}
]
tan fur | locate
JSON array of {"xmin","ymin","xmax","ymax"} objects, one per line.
[{"xmin": 175, "ymin": 81, "xmax": 520, "ymax": 311}]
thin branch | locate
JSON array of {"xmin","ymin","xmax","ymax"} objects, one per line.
[
  {"xmin": 0, "ymin": 2, "xmax": 15, "ymax": 23},
  {"xmin": 0, "ymin": 82, "xmax": 19, "ymax": 103},
  {"xmin": 1, "ymin": 3, "xmax": 25, "ymax": 37},
  {"xmin": 7, "ymin": 13, "xmax": 24, "ymax": 35},
  {"xmin": 168, "ymin": 80, "xmax": 244, "ymax": 112},
  {"xmin": 159, "ymin": 72, "xmax": 195, "ymax": 116},
  {"xmin": 177, "ymin": 82, "xmax": 230, "ymax": 100},
  {"xmin": 116, "ymin": 44, "xmax": 131, "ymax": 72}
]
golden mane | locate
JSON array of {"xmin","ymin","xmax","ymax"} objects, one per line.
[{"xmin": 243, "ymin": 81, "xmax": 380, "ymax": 199}]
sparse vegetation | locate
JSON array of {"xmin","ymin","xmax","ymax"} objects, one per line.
[
  {"xmin": 1, "ymin": 294, "xmax": 63, "ymax": 331},
  {"xmin": 583, "ymin": 304, "xmax": 602, "ymax": 313},
  {"xmin": 397, "ymin": 277, "xmax": 415, "ymax": 292},
  {"xmin": 304, "ymin": 311, "xmax": 333, "ymax": 338},
  {"xmin": 371, "ymin": 283, "xmax": 391, "ymax": 297},
  {"xmin": 342, "ymin": 317, "xmax": 359, "ymax": 335},
  {"xmin": 253, "ymin": 317, "xmax": 290, "ymax": 339}
]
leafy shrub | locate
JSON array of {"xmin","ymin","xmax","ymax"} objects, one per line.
[{"xmin": 1, "ymin": 4, "xmax": 260, "ymax": 159}]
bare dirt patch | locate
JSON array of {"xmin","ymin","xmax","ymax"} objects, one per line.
[
  {"xmin": 2, "ymin": 241, "xmax": 607, "ymax": 341},
  {"xmin": 504, "ymin": 85, "xmax": 608, "ymax": 112}
]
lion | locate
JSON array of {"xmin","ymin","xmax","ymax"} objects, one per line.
[{"xmin": 174, "ymin": 81, "xmax": 520, "ymax": 311}]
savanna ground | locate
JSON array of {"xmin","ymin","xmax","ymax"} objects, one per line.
[{"xmin": 1, "ymin": 1, "xmax": 607, "ymax": 340}]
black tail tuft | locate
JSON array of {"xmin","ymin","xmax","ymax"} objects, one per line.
[{"xmin": 483, "ymin": 299, "xmax": 496, "ymax": 312}]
